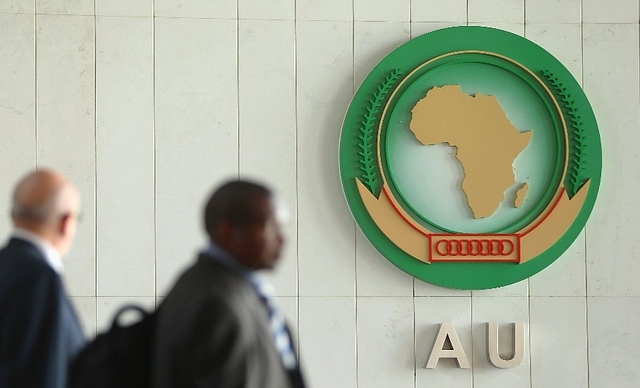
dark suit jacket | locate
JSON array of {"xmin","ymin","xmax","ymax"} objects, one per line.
[
  {"xmin": 153, "ymin": 254, "xmax": 305, "ymax": 388},
  {"xmin": 0, "ymin": 237, "xmax": 85, "ymax": 388}
]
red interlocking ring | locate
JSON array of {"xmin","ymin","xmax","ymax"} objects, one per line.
[{"xmin": 435, "ymin": 239, "xmax": 515, "ymax": 256}]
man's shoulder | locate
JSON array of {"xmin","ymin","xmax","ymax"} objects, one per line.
[
  {"xmin": 0, "ymin": 237, "xmax": 43, "ymax": 259},
  {"xmin": 161, "ymin": 255, "xmax": 258, "ymax": 313},
  {"xmin": 0, "ymin": 238, "xmax": 58, "ymax": 293},
  {"xmin": 179, "ymin": 256, "xmax": 252, "ymax": 293},
  {"xmin": 156, "ymin": 256, "xmax": 261, "ymax": 337},
  {"xmin": 0, "ymin": 239, "xmax": 52, "ymax": 272},
  {"xmin": 183, "ymin": 254, "xmax": 243, "ymax": 278}
]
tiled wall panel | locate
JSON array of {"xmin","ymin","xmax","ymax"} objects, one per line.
[
  {"xmin": 0, "ymin": 0, "xmax": 33, "ymax": 13},
  {"xmin": 296, "ymin": 0, "xmax": 351, "ymax": 21},
  {"xmin": 411, "ymin": 0, "xmax": 467, "ymax": 23},
  {"xmin": 584, "ymin": 23, "xmax": 640, "ymax": 297},
  {"xmin": 468, "ymin": 0, "xmax": 523, "ymax": 24},
  {"xmin": 583, "ymin": 0, "xmax": 639, "ymax": 23},
  {"xmin": 299, "ymin": 297, "xmax": 356, "ymax": 387},
  {"xmin": 154, "ymin": 17, "xmax": 239, "ymax": 296},
  {"xmin": 356, "ymin": 230, "xmax": 414, "ymax": 297},
  {"xmin": 71, "ymin": 296, "xmax": 97, "ymax": 338},
  {"xmin": 36, "ymin": 0, "xmax": 94, "ymax": 15},
  {"xmin": 354, "ymin": 0, "xmax": 409, "ymax": 22},
  {"xmin": 357, "ymin": 297, "xmax": 414, "ymax": 388},
  {"xmin": 297, "ymin": 20, "xmax": 356, "ymax": 297},
  {"xmin": 239, "ymin": 0, "xmax": 293, "ymax": 20},
  {"xmin": 96, "ymin": 16, "xmax": 155, "ymax": 297},
  {"xmin": 95, "ymin": 0, "xmax": 151, "ymax": 17},
  {"xmin": 0, "ymin": 13, "xmax": 35, "ymax": 238},
  {"xmin": 353, "ymin": 21, "xmax": 410, "ymax": 88},
  {"xmin": 525, "ymin": 23, "xmax": 582, "ymax": 83},
  {"xmin": 529, "ymin": 232, "xmax": 586, "ymax": 297},
  {"xmin": 154, "ymin": 0, "xmax": 236, "ymax": 19},
  {"xmin": 473, "ymin": 279, "xmax": 528, "ymax": 297},
  {"xmin": 530, "ymin": 297, "xmax": 588, "ymax": 388},
  {"xmin": 526, "ymin": 0, "xmax": 581, "ymax": 23},
  {"xmin": 238, "ymin": 19, "xmax": 298, "ymax": 296},
  {"xmin": 36, "ymin": 15, "xmax": 95, "ymax": 297},
  {"xmin": 588, "ymin": 297, "xmax": 640, "ymax": 385}
]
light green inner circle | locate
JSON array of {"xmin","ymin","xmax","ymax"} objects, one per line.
[{"xmin": 385, "ymin": 62, "xmax": 557, "ymax": 233}]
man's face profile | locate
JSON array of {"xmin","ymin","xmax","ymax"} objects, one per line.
[{"xmin": 232, "ymin": 195, "xmax": 286, "ymax": 270}]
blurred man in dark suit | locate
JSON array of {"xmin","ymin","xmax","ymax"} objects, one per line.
[
  {"xmin": 153, "ymin": 179, "xmax": 305, "ymax": 388},
  {"xmin": 0, "ymin": 169, "xmax": 86, "ymax": 387}
]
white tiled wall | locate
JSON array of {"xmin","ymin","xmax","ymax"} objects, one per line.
[{"xmin": 1, "ymin": 1, "xmax": 638, "ymax": 387}]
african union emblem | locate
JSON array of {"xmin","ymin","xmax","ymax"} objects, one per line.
[{"xmin": 339, "ymin": 26, "xmax": 601, "ymax": 289}]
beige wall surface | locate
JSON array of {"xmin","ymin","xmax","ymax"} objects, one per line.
[{"xmin": 1, "ymin": 0, "xmax": 639, "ymax": 387}]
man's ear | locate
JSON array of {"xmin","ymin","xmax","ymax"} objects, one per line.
[
  {"xmin": 212, "ymin": 222, "xmax": 232, "ymax": 244},
  {"xmin": 59, "ymin": 213, "xmax": 72, "ymax": 236}
]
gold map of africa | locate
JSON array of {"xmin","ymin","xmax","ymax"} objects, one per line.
[{"xmin": 410, "ymin": 85, "xmax": 532, "ymax": 219}]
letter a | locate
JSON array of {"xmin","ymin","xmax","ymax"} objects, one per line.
[
  {"xmin": 425, "ymin": 322, "xmax": 470, "ymax": 369},
  {"xmin": 487, "ymin": 322, "xmax": 525, "ymax": 368}
]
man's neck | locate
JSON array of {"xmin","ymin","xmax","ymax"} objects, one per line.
[{"xmin": 12, "ymin": 227, "xmax": 63, "ymax": 273}]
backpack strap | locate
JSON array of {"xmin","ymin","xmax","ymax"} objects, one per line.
[{"xmin": 111, "ymin": 305, "xmax": 150, "ymax": 329}]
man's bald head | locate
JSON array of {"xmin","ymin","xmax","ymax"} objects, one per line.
[{"xmin": 11, "ymin": 169, "xmax": 81, "ymax": 257}]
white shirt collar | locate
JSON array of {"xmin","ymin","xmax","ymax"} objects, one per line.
[{"xmin": 12, "ymin": 228, "xmax": 63, "ymax": 274}]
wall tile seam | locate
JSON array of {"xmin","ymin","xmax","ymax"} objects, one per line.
[
  {"xmin": 92, "ymin": 5, "xmax": 99, "ymax": 331},
  {"xmin": 37, "ymin": 15, "xmax": 237, "ymax": 20},
  {"xmin": 152, "ymin": 15, "xmax": 279, "ymax": 21},
  {"xmin": 524, "ymin": 22, "xmax": 589, "ymax": 25},
  {"xmin": 157, "ymin": 16, "xmax": 299, "ymax": 21},
  {"xmin": 244, "ymin": 20, "xmax": 640, "ymax": 24},
  {"xmin": 6, "ymin": 13, "xmax": 640, "ymax": 24},
  {"xmin": 580, "ymin": 21, "xmax": 640, "ymax": 24},
  {"xmin": 92, "ymin": 294, "xmax": 158, "ymax": 298},
  {"xmin": 237, "ymin": 17, "xmax": 297, "ymax": 22},
  {"xmin": 0, "ymin": 11, "xmax": 35, "ymax": 15},
  {"xmin": 295, "ymin": 18, "xmax": 353, "ymax": 22},
  {"xmin": 337, "ymin": 295, "xmax": 601, "ymax": 298},
  {"xmin": 527, "ymin": 287, "xmax": 533, "ymax": 382},
  {"xmin": 0, "ymin": 11, "xmax": 106, "ymax": 17},
  {"xmin": 291, "ymin": 0, "xmax": 301, "ymax": 338},
  {"xmin": 151, "ymin": 0, "xmax": 158, "ymax": 307},
  {"xmin": 0, "ymin": 12, "xmax": 268, "ymax": 19},
  {"xmin": 93, "ymin": 296, "xmax": 156, "ymax": 299},
  {"xmin": 31, "ymin": 12, "xmax": 96, "ymax": 17},
  {"xmin": 352, "ymin": 20, "xmax": 412, "ymax": 24},
  {"xmin": 94, "ymin": 15, "xmax": 154, "ymax": 20},
  {"xmin": 354, "ymin": 19, "xmax": 411, "ymax": 23},
  {"xmin": 19, "ymin": 16, "xmax": 640, "ymax": 25}
]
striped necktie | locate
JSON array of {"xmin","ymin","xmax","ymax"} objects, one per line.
[{"xmin": 252, "ymin": 278, "xmax": 297, "ymax": 370}]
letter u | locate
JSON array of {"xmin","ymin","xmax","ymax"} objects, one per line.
[{"xmin": 487, "ymin": 322, "xmax": 525, "ymax": 368}]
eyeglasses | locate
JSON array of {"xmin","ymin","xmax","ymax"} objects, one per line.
[{"xmin": 60, "ymin": 211, "xmax": 83, "ymax": 223}]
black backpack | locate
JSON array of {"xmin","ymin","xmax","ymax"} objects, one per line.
[{"xmin": 69, "ymin": 305, "xmax": 155, "ymax": 388}]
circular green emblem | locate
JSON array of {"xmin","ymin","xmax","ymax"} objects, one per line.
[{"xmin": 339, "ymin": 26, "xmax": 601, "ymax": 290}]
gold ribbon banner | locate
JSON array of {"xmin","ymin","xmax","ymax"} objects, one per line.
[{"xmin": 356, "ymin": 179, "xmax": 590, "ymax": 264}]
